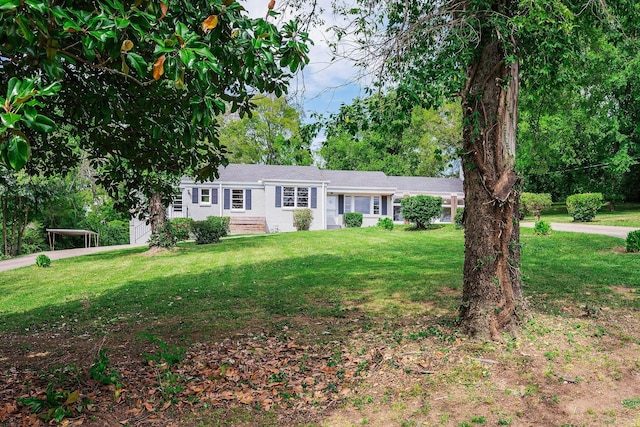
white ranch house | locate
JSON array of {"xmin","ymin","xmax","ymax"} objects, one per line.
[{"xmin": 130, "ymin": 164, "xmax": 464, "ymax": 243}]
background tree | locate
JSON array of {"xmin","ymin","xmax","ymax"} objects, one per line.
[
  {"xmin": 1, "ymin": 0, "xmax": 311, "ymax": 240},
  {"xmin": 333, "ymin": 0, "xmax": 633, "ymax": 339},
  {"xmin": 320, "ymin": 94, "xmax": 461, "ymax": 176},
  {"xmin": 517, "ymin": 24, "xmax": 640, "ymax": 206},
  {"xmin": 219, "ymin": 96, "xmax": 313, "ymax": 165}
]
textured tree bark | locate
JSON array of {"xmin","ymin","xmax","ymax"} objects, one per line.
[
  {"xmin": 148, "ymin": 192, "xmax": 167, "ymax": 239},
  {"xmin": 459, "ymin": 34, "xmax": 527, "ymax": 340}
]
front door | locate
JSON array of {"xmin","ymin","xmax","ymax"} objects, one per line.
[{"xmin": 326, "ymin": 196, "xmax": 339, "ymax": 228}]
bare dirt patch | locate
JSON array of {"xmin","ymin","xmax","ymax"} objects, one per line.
[{"xmin": 1, "ymin": 311, "xmax": 640, "ymax": 426}]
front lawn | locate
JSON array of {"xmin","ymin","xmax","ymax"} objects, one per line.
[{"xmin": 1, "ymin": 226, "xmax": 638, "ymax": 426}]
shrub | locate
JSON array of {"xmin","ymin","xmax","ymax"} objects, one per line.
[
  {"xmin": 626, "ymin": 230, "xmax": 640, "ymax": 253},
  {"xmin": 192, "ymin": 216, "xmax": 228, "ymax": 244},
  {"xmin": 566, "ymin": 193, "xmax": 603, "ymax": 222},
  {"xmin": 170, "ymin": 217, "xmax": 194, "ymax": 241},
  {"xmin": 454, "ymin": 208, "xmax": 464, "ymax": 229},
  {"xmin": 35, "ymin": 254, "xmax": 51, "ymax": 268},
  {"xmin": 100, "ymin": 220, "xmax": 129, "ymax": 246},
  {"xmin": 293, "ymin": 209, "xmax": 313, "ymax": 231},
  {"xmin": 148, "ymin": 220, "xmax": 177, "ymax": 248},
  {"xmin": 377, "ymin": 217, "xmax": 394, "ymax": 230},
  {"xmin": 521, "ymin": 193, "xmax": 552, "ymax": 221},
  {"xmin": 344, "ymin": 212, "xmax": 363, "ymax": 228},
  {"xmin": 20, "ymin": 222, "xmax": 48, "ymax": 254},
  {"xmin": 533, "ymin": 220, "xmax": 552, "ymax": 235},
  {"xmin": 401, "ymin": 195, "xmax": 443, "ymax": 229}
]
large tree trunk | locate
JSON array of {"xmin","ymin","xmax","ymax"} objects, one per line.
[
  {"xmin": 459, "ymin": 34, "xmax": 527, "ymax": 340},
  {"xmin": 148, "ymin": 192, "xmax": 167, "ymax": 236}
]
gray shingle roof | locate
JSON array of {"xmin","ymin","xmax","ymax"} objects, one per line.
[
  {"xmin": 217, "ymin": 163, "xmax": 324, "ymax": 182},
  {"xmin": 386, "ymin": 176, "xmax": 463, "ymax": 193},
  {"xmin": 187, "ymin": 164, "xmax": 463, "ymax": 194}
]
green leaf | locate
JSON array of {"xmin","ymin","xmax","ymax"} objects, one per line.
[
  {"xmin": 27, "ymin": 114, "xmax": 56, "ymax": 132},
  {"xmin": 24, "ymin": 0, "xmax": 48, "ymax": 13},
  {"xmin": 0, "ymin": 0, "xmax": 21, "ymax": 11},
  {"xmin": 15, "ymin": 15, "xmax": 35, "ymax": 44},
  {"xmin": 115, "ymin": 17, "xmax": 129, "ymax": 29},
  {"xmin": 179, "ymin": 48, "xmax": 196, "ymax": 68},
  {"xmin": 1, "ymin": 113, "xmax": 21, "ymax": 128},
  {"xmin": 6, "ymin": 135, "xmax": 30, "ymax": 170},
  {"xmin": 126, "ymin": 52, "xmax": 147, "ymax": 77},
  {"xmin": 63, "ymin": 20, "xmax": 83, "ymax": 32}
]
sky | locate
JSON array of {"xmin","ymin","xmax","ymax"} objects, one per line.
[{"xmin": 242, "ymin": 0, "xmax": 368, "ymax": 121}]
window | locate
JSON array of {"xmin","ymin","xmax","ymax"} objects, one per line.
[
  {"xmin": 282, "ymin": 186, "xmax": 309, "ymax": 208},
  {"xmin": 354, "ymin": 196, "xmax": 371, "ymax": 214},
  {"xmin": 173, "ymin": 193, "xmax": 183, "ymax": 212},
  {"xmin": 373, "ymin": 196, "xmax": 380, "ymax": 215},
  {"xmin": 232, "ymin": 189, "xmax": 244, "ymax": 209},
  {"xmin": 200, "ymin": 188, "xmax": 211, "ymax": 205},
  {"xmin": 344, "ymin": 196, "xmax": 352, "ymax": 213}
]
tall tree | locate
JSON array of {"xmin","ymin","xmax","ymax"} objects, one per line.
[
  {"xmin": 1, "ymin": 0, "xmax": 310, "ymax": 238},
  {"xmin": 334, "ymin": 0, "xmax": 633, "ymax": 338},
  {"xmin": 320, "ymin": 94, "xmax": 460, "ymax": 176},
  {"xmin": 219, "ymin": 95, "xmax": 313, "ymax": 165}
]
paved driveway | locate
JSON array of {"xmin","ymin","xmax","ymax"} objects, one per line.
[
  {"xmin": 0, "ymin": 244, "xmax": 146, "ymax": 273},
  {"xmin": 520, "ymin": 222, "xmax": 638, "ymax": 239}
]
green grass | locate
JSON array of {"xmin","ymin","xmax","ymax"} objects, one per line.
[
  {"xmin": 528, "ymin": 202, "xmax": 640, "ymax": 227},
  {"xmin": 0, "ymin": 226, "xmax": 638, "ymax": 340}
]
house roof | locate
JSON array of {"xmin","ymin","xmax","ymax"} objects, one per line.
[
  {"xmin": 320, "ymin": 169, "xmax": 389, "ymax": 188},
  {"xmin": 185, "ymin": 164, "xmax": 463, "ymax": 194},
  {"xmin": 386, "ymin": 176, "xmax": 463, "ymax": 194},
  {"xmin": 217, "ymin": 163, "xmax": 324, "ymax": 182}
]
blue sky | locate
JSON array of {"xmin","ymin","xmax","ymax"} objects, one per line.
[{"xmin": 243, "ymin": 0, "xmax": 368, "ymax": 120}]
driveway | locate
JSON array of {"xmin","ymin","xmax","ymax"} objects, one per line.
[
  {"xmin": 0, "ymin": 244, "xmax": 147, "ymax": 273},
  {"xmin": 520, "ymin": 222, "xmax": 638, "ymax": 239}
]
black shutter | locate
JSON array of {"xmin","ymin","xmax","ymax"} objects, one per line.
[
  {"xmin": 246, "ymin": 189, "xmax": 252, "ymax": 210},
  {"xmin": 224, "ymin": 188, "xmax": 230, "ymax": 209},
  {"xmin": 310, "ymin": 187, "xmax": 317, "ymax": 209},
  {"xmin": 212, "ymin": 188, "xmax": 218, "ymax": 205},
  {"xmin": 275, "ymin": 186, "xmax": 282, "ymax": 207},
  {"xmin": 338, "ymin": 195, "xmax": 344, "ymax": 214},
  {"xmin": 381, "ymin": 196, "xmax": 388, "ymax": 215},
  {"xmin": 192, "ymin": 188, "xmax": 198, "ymax": 204}
]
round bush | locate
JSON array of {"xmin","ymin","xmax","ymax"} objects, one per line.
[
  {"xmin": 192, "ymin": 216, "xmax": 228, "ymax": 244},
  {"xmin": 170, "ymin": 217, "xmax": 194, "ymax": 241},
  {"xmin": 626, "ymin": 230, "xmax": 640, "ymax": 253},
  {"xmin": 401, "ymin": 195, "xmax": 443, "ymax": 229},
  {"xmin": 566, "ymin": 193, "xmax": 603, "ymax": 222},
  {"xmin": 344, "ymin": 212, "xmax": 363, "ymax": 228}
]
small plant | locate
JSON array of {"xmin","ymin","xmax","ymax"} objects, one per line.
[
  {"xmin": 192, "ymin": 216, "xmax": 228, "ymax": 244},
  {"xmin": 344, "ymin": 212, "xmax": 363, "ymax": 228},
  {"xmin": 35, "ymin": 254, "xmax": 51, "ymax": 267},
  {"xmin": 18, "ymin": 384, "xmax": 84, "ymax": 423},
  {"xmin": 142, "ymin": 334, "xmax": 186, "ymax": 365},
  {"xmin": 623, "ymin": 397, "xmax": 640, "ymax": 409},
  {"xmin": 90, "ymin": 349, "xmax": 121, "ymax": 386},
  {"xmin": 170, "ymin": 217, "xmax": 194, "ymax": 241},
  {"xmin": 293, "ymin": 208, "xmax": 313, "ymax": 231},
  {"xmin": 566, "ymin": 193, "xmax": 603, "ymax": 222},
  {"xmin": 454, "ymin": 208, "xmax": 464, "ymax": 229},
  {"xmin": 626, "ymin": 230, "xmax": 640, "ymax": 253},
  {"xmin": 400, "ymin": 195, "xmax": 442, "ymax": 229},
  {"xmin": 377, "ymin": 217, "xmax": 394, "ymax": 230},
  {"xmin": 534, "ymin": 220, "xmax": 552, "ymax": 235}
]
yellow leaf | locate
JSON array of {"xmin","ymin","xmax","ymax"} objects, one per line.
[
  {"xmin": 121, "ymin": 55, "xmax": 130, "ymax": 75},
  {"xmin": 202, "ymin": 15, "xmax": 218, "ymax": 33},
  {"xmin": 121, "ymin": 39, "xmax": 134, "ymax": 52},
  {"xmin": 65, "ymin": 390, "xmax": 80, "ymax": 405},
  {"xmin": 153, "ymin": 55, "xmax": 166, "ymax": 80}
]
